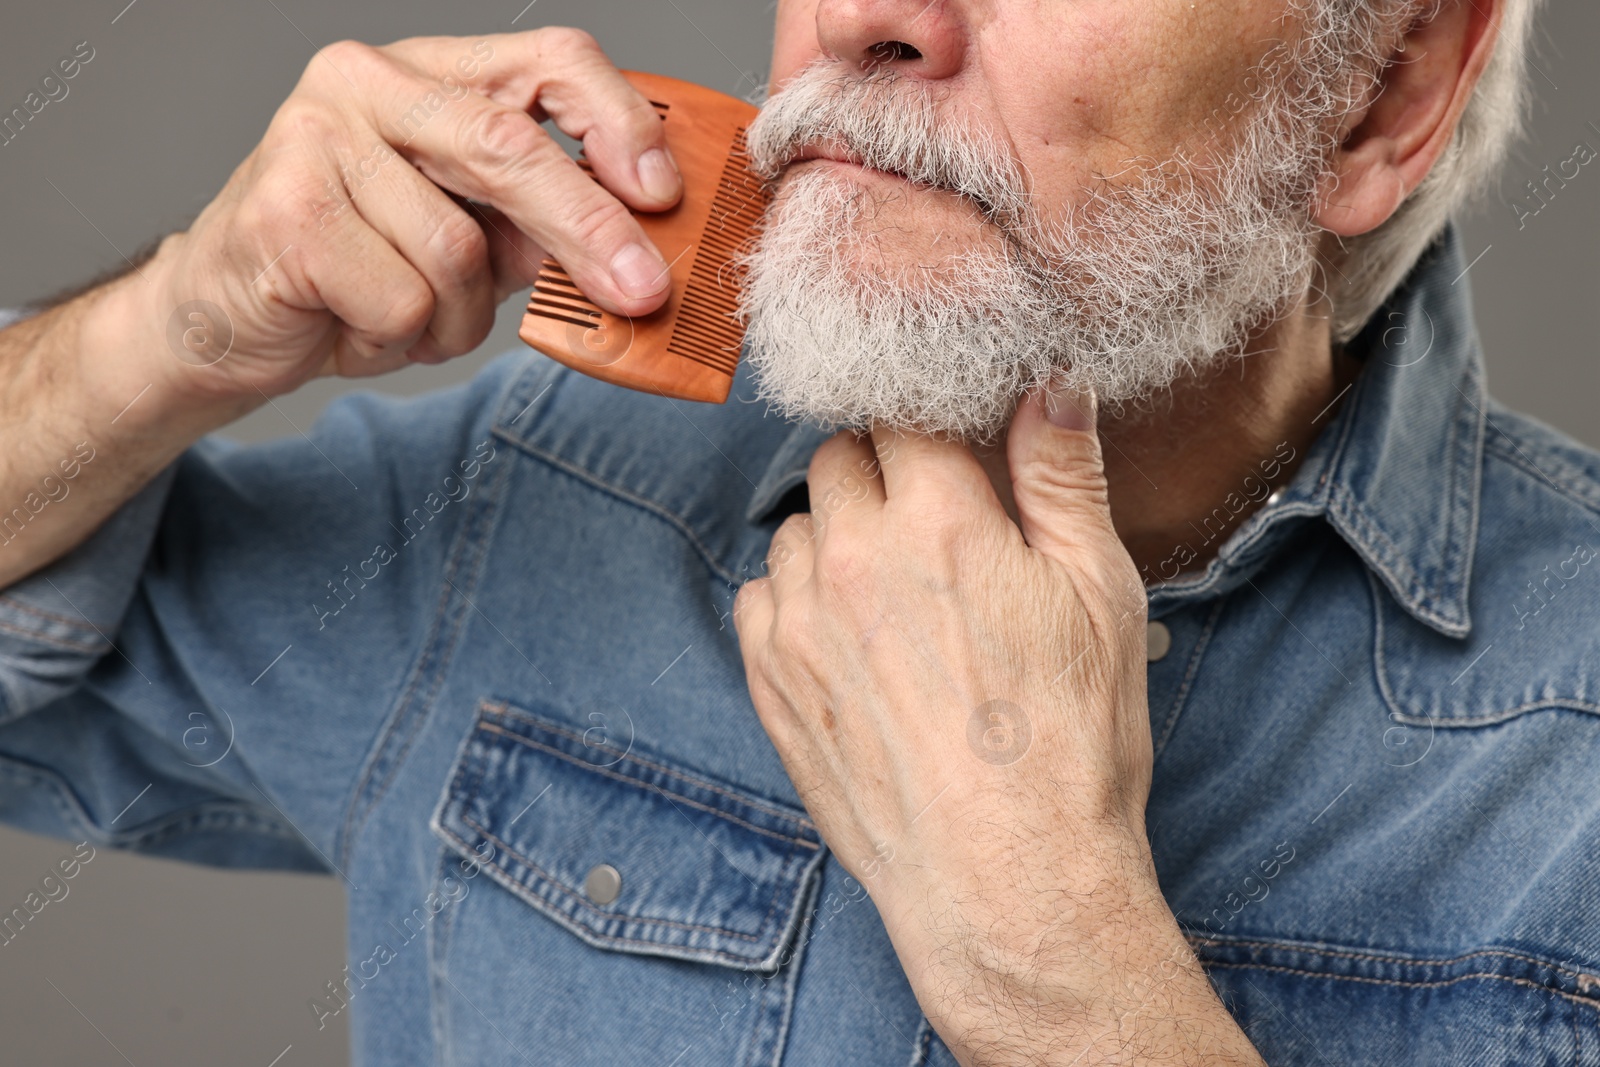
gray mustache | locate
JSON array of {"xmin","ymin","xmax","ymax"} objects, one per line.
[{"xmin": 745, "ymin": 61, "xmax": 1032, "ymax": 226}]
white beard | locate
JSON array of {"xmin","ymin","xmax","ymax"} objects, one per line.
[{"xmin": 737, "ymin": 61, "xmax": 1335, "ymax": 445}]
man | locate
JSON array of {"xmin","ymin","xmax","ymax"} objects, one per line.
[{"xmin": 0, "ymin": 0, "xmax": 1592, "ymax": 1061}]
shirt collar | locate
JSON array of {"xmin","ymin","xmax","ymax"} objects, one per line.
[
  {"xmin": 1303, "ymin": 224, "xmax": 1486, "ymax": 637},
  {"xmin": 746, "ymin": 225, "xmax": 1487, "ymax": 638}
]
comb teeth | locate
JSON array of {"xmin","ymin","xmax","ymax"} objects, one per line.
[
  {"xmin": 518, "ymin": 71, "xmax": 768, "ymax": 404},
  {"xmin": 527, "ymin": 262, "xmax": 601, "ymax": 331},
  {"xmin": 668, "ymin": 126, "xmax": 765, "ymax": 378},
  {"xmin": 536, "ymin": 96, "xmax": 670, "ymax": 330},
  {"xmin": 524, "ymin": 125, "xmax": 769, "ymax": 380}
]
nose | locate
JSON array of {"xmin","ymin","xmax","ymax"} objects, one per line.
[{"xmin": 814, "ymin": 0, "xmax": 967, "ymax": 80}]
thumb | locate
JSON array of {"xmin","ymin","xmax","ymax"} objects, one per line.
[{"xmin": 1006, "ymin": 373, "xmax": 1117, "ymax": 565}]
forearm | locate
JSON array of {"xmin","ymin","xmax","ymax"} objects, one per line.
[
  {"xmin": 898, "ymin": 857, "xmax": 1267, "ymax": 1067},
  {"xmin": 0, "ymin": 244, "xmax": 258, "ymax": 586}
]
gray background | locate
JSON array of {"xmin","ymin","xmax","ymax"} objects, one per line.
[{"xmin": 0, "ymin": 1, "xmax": 1594, "ymax": 1064}]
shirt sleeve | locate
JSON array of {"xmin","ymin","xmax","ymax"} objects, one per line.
[{"xmin": 0, "ymin": 350, "xmax": 533, "ymax": 873}]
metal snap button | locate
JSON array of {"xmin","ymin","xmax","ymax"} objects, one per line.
[
  {"xmin": 584, "ymin": 863, "xmax": 622, "ymax": 906},
  {"xmin": 1146, "ymin": 620, "xmax": 1173, "ymax": 663}
]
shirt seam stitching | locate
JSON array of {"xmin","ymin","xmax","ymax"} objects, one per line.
[
  {"xmin": 0, "ymin": 615, "xmax": 105, "ymax": 654},
  {"xmin": 1330, "ymin": 482, "xmax": 1441, "ymax": 625},
  {"xmin": 1370, "ymin": 567, "xmax": 1600, "ymax": 724},
  {"xmin": 483, "ymin": 700, "xmax": 816, "ymax": 832},
  {"xmin": 1151, "ymin": 596, "xmax": 1229, "ymax": 766},
  {"xmin": 1432, "ymin": 361, "xmax": 1483, "ymax": 613},
  {"xmin": 0, "ymin": 754, "xmax": 304, "ymax": 849},
  {"xmin": 475, "ymin": 720, "xmax": 820, "ymax": 850},
  {"xmin": 492, "ymin": 431, "xmax": 743, "ymax": 588},
  {"xmin": 760, "ymin": 864, "xmax": 822, "ymax": 1067},
  {"xmin": 1483, "ymin": 434, "xmax": 1600, "ymax": 520},
  {"xmin": 1196, "ymin": 959, "xmax": 1600, "ymax": 1014},
  {"xmin": 0, "ymin": 593, "xmax": 109, "ymax": 634},
  {"xmin": 1192, "ymin": 933, "xmax": 1600, "ymax": 977},
  {"xmin": 452, "ymin": 814, "xmax": 779, "ymax": 946},
  {"xmin": 334, "ymin": 425, "xmax": 514, "ymax": 870}
]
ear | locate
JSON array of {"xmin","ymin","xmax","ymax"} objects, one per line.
[{"xmin": 1313, "ymin": 0, "xmax": 1504, "ymax": 237}]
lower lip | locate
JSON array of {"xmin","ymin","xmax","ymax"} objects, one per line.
[{"xmin": 795, "ymin": 156, "xmax": 909, "ymax": 183}]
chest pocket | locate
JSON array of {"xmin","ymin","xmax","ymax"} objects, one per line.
[{"xmin": 430, "ymin": 698, "xmax": 825, "ymax": 971}]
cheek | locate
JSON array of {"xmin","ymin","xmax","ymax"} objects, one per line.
[
  {"xmin": 771, "ymin": 0, "xmax": 822, "ymax": 89},
  {"xmin": 974, "ymin": 19, "xmax": 1148, "ymax": 210},
  {"xmin": 978, "ymin": 2, "xmax": 1286, "ymax": 204}
]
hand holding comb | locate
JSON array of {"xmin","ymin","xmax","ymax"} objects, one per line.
[{"xmin": 518, "ymin": 72, "xmax": 769, "ymax": 403}]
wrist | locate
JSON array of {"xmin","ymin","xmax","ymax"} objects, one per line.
[
  {"xmin": 77, "ymin": 242, "xmax": 262, "ymax": 439},
  {"xmin": 884, "ymin": 835, "xmax": 1260, "ymax": 1065}
]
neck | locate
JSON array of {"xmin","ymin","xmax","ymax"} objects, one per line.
[{"xmin": 979, "ymin": 291, "xmax": 1365, "ymax": 585}]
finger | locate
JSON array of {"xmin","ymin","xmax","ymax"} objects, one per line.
[
  {"xmin": 867, "ymin": 424, "xmax": 1000, "ymax": 509},
  {"xmin": 379, "ymin": 31, "xmax": 683, "ymax": 213},
  {"xmin": 338, "ymin": 154, "xmax": 496, "ymax": 364},
  {"xmin": 289, "ymin": 213, "xmax": 437, "ymax": 376},
  {"xmin": 437, "ymin": 190, "xmax": 567, "ymax": 303},
  {"xmin": 732, "ymin": 576, "xmax": 776, "ymax": 647},
  {"xmin": 403, "ymin": 93, "xmax": 673, "ymax": 317},
  {"xmin": 516, "ymin": 31, "xmax": 683, "ymax": 212},
  {"xmin": 765, "ymin": 513, "xmax": 816, "ymax": 601},
  {"xmin": 729, "ymin": 576, "xmax": 805, "ymax": 763},
  {"xmin": 454, "ymin": 200, "xmax": 553, "ymax": 301},
  {"xmin": 805, "ymin": 430, "xmax": 884, "ymax": 539},
  {"xmin": 341, "ymin": 34, "xmax": 679, "ymax": 316},
  {"xmin": 1006, "ymin": 375, "xmax": 1120, "ymax": 566}
]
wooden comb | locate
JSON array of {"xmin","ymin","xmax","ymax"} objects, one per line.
[{"xmin": 518, "ymin": 72, "xmax": 769, "ymax": 403}]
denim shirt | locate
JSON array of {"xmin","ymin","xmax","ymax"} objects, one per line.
[{"xmin": 3, "ymin": 224, "xmax": 1599, "ymax": 1065}]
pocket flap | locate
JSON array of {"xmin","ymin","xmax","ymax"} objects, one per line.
[{"xmin": 430, "ymin": 699, "xmax": 825, "ymax": 970}]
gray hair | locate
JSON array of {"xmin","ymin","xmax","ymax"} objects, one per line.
[{"xmin": 1326, "ymin": 0, "xmax": 1544, "ymax": 340}]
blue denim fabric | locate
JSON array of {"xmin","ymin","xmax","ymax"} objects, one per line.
[{"xmin": 3, "ymin": 223, "xmax": 1599, "ymax": 1065}]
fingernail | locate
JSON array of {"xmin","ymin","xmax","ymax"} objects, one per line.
[
  {"xmin": 610, "ymin": 242, "xmax": 671, "ymax": 299},
  {"xmin": 636, "ymin": 146, "xmax": 681, "ymax": 202},
  {"xmin": 1045, "ymin": 375, "xmax": 1096, "ymax": 431}
]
